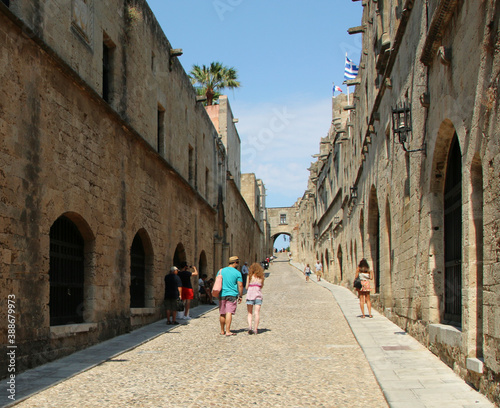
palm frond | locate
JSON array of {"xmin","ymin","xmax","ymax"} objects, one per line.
[{"xmin": 189, "ymin": 61, "xmax": 241, "ymax": 105}]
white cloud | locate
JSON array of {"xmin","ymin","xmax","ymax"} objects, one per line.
[{"xmin": 234, "ymin": 98, "xmax": 331, "ymax": 208}]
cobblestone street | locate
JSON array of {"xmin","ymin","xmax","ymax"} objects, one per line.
[{"xmin": 14, "ymin": 259, "xmax": 388, "ymax": 408}]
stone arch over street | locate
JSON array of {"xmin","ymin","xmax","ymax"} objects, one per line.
[
  {"xmin": 271, "ymin": 232, "xmax": 292, "ymax": 248},
  {"xmin": 267, "ymin": 206, "xmax": 297, "ymax": 254}
]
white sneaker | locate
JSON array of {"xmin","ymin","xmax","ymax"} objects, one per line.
[{"xmin": 184, "ymin": 316, "xmax": 192, "ymax": 320}]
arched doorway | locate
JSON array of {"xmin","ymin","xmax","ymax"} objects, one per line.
[
  {"xmin": 443, "ymin": 134, "xmax": 462, "ymax": 326},
  {"xmin": 49, "ymin": 216, "xmax": 85, "ymax": 326},
  {"xmin": 325, "ymin": 249, "xmax": 330, "ymax": 279},
  {"xmin": 173, "ymin": 243, "xmax": 187, "ymax": 268},
  {"xmin": 368, "ymin": 187, "xmax": 380, "ymax": 293},
  {"xmin": 359, "ymin": 211, "xmax": 365, "ymax": 255},
  {"xmin": 198, "ymin": 250, "xmax": 208, "ymax": 277},
  {"xmin": 383, "ymin": 199, "xmax": 393, "ymax": 307},
  {"xmin": 337, "ymin": 245, "xmax": 343, "ymax": 282},
  {"xmin": 130, "ymin": 234, "xmax": 146, "ymax": 308}
]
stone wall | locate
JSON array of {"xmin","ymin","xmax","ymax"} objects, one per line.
[{"xmin": 241, "ymin": 173, "xmax": 266, "ymax": 232}]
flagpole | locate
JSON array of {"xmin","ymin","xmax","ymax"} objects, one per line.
[{"xmin": 346, "ymin": 53, "xmax": 351, "ymax": 140}]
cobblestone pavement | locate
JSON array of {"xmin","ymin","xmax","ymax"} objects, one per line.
[{"xmin": 14, "ymin": 259, "xmax": 388, "ymax": 408}]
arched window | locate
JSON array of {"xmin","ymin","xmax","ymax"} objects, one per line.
[
  {"xmin": 444, "ymin": 135, "xmax": 462, "ymax": 326},
  {"xmin": 130, "ymin": 234, "xmax": 145, "ymax": 308},
  {"xmin": 50, "ymin": 216, "xmax": 84, "ymax": 326}
]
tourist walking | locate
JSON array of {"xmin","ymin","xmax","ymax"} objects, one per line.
[
  {"xmin": 164, "ymin": 266, "xmax": 182, "ymax": 325},
  {"xmin": 219, "ymin": 256, "xmax": 243, "ymax": 336},
  {"xmin": 303, "ymin": 264, "xmax": 312, "ymax": 282},
  {"xmin": 315, "ymin": 260, "xmax": 323, "ymax": 281},
  {"xmin": 241, "ymin": 261, "xmax": 249, "ymax": 289},
  {"xmin": 246, "ymin": 262, "xmax": 265, "ymax": 335},
  {"xmin": 355, "ymin": 259, "xmax": 373, "ymax": 318},
  {"xmin": 178, "ymin": 262, "xmax": 199, "ymax": 320}
]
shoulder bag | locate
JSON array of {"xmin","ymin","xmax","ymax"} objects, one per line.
[{"xmin": 211, "ymin": 269, "xmax": 223, "ymax": 298}]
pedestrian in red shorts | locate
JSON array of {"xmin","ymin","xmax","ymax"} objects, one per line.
[{"xmin": 178, "ymin": 262, "xmax": 198, "ymax": 320}]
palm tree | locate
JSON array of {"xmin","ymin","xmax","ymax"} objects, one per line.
[{"xmin": 189, "ymin": 62, "xmax": 241, "ymax": 106}]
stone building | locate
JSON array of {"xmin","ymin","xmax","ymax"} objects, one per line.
[
  {"xmin": 267, "ymin": 206, "xmax": 298, "ymax": 255},
  {"xmin": 294, "ymin": 0, "xmax": 500, "ymax": 404},
  {"xmin": 0, "ymin": 0, "xmax": 266, "ymax": 374},
  {"xmin": 241, "ymin": 173, "xmax": 270, "ymax": 259}
]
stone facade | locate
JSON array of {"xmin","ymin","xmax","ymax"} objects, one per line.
[
  {"xmin": 241, "ymin": 173, "xmax": 268, "ymax": 246},
  {"xmin": 0, "ymin": 0, "xmax": 266, "ymax": 375},
  {"xmin": 294, "ymin": 0, "xmax": 500, "ymax": 404},
  {"xmin": 206, "ymin": 96, "xmax": 241, "ymax": 191}
]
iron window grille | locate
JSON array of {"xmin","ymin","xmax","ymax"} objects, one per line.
[
  {"xmin": 49, "ymin": 216, "xmax": 85, "ymax": 326},
  {"xmin": 130, "ymin": 235, "xmax": 146, "ymax": 308}
]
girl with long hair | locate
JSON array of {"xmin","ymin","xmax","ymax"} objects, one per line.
[
  {"xmin": 246, "ymin": 262, "xmax": 265, "ymax": 334},
  {"xmin": 355, "ymin": 259, "xmax": 373, "ymax": 318},
  {"xmin": 303, "ymin": 264, "xmax": 312, "ymax": 282}
]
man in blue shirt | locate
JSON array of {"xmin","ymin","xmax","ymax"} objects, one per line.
[
  {"xmin": 241, "ymin": 262, "xmax": 249, "ymax": 288},
  {"xmin": 219, "ymin": 256, "xmax": 243, "ymax": 336}
]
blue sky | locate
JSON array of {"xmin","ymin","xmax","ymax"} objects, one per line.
[{"xmin": 146, "ymin": 1, "xmax": 362, "ymax": 248}]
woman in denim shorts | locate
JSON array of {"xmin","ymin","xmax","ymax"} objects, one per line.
[{"xmin": 246, "ymin": 263, "xmax": 265, "ymax": 334}]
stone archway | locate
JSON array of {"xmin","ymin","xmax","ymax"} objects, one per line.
[
  {"xmin": 173, "ymin": 243, "xmax": 187, "ymax": 268},
  {"xmin": 382, "ymin": 198, "xmax": 393, "ymax": 308},
  {"xmin": 49, "ymin": 212, "xmax": 96, "ymax": 325},
  {"xmin": 428, "ymin": 119, "xmax": 462, "ymax": 324},
  {"xmin": 267, "ymin": 207, "xmax": 297, "ymax": 255},
  {"xmin": 271, "ymin": 232, "xmax": 292, "ymax": 251},
  {"xmin": 368, "ymin": 186, "xmax": 380, "ymax": 293},
  {"xmin": 198, "ymin": 250, "xmax": 208, "ymax": 277}
]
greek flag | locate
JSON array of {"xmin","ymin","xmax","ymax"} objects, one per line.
[{"xmin": 344, "ymin": 57, "xmax": 359, "ymax": 80}]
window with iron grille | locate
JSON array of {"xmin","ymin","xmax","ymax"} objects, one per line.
[
  {"xmin": 157, "ymin": 104, "xmax": 165, "ymax": 155},
  {"xmin": 102, "ymin": 32, "xmax": 115, "ymax": 103},
  {"xmin": 49, "ymin": 216, "xmax": 85, "ymax": 326},
  {"xmin": 130, "ymin": 234, "xmax": 146, "ymax": 308},
  {"xmin": 444, "ymin": 135, "xmax": 462, "ymax": 326},
  {"xmin": 102, "ymin": 42, "xmax": 112, "ymax": 102},
  {"xmin": 280, "ymin": 214, "xmax": 287, "ymax": 224},
  {"xmin": 188, "ymin": 145, "xmax": 194, "ymax": 185}
]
